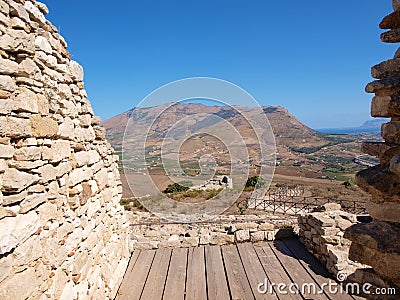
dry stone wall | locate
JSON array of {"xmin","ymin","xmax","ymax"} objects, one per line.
[
  {"xmin": 0, "ymin": 0, "xmax": 130, "ymax": 299},
  {"xmin": 128, "ymin": 212, "xmax": 296, "ymax": 250},
  {"xmin": 298, "ymin": 204, "xmax": 362, "ymax": 277},
  {"xmin": 345, "ymin": 0, "xmax": 400, "ymax": 290}
]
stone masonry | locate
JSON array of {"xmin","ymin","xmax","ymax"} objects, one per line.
[
  {"xmin": 0, "ymin": 1, "xmax": 131, "ymax": 299},
  {"xmin": 128, "ymin": 212, "xmax": 296, "ymax": 250},
  {"xmin": 298, "ymin": 203, "xmax": 362, "ymax": 278},
  {"xmin": 344, "ymin": 0, "xmax": 400, "ymax": 289}
]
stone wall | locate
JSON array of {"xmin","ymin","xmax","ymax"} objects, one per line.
[
  {"xmin": 345, "ymin": 0, "xmax": 400, "ymax": 289},
  {"xmin": 298, "ymin": 204, "xmax": 362, "ymax": 277},
  {"xmin": 129, "ymin": 212, "xmax": 296, "ymax": 249},
  {"xmin": 0, "ymin": 1, "xmax": 130, "ymax": 299}
]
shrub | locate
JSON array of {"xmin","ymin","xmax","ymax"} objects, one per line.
[
  {"xmin": 245, "ymin": 176, "xmax": 267, "ymax": 189},
  {"xmin": 163, "ymin": 183, "xmax": 189, "ymax": 193}
]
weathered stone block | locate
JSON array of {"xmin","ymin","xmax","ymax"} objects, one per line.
[
  {"xmin": 0, "ymin": 116, "xmax": 32, "ymax": 138},
  {"xmin": 258, "ymin": 222, "xmax": 274, "ymax": 231},
  {"xmin": 0, "ymin": 267, "xmax": 38, "ymax": 300},
  {"xmin": 2, "ymin": 168, "xmax": 39, "ymax": 192},
  {"xmin": 381, "ymin": 28, "xmax": 400, "ymax": 43},
  {"xmin": 0, "ymin": 75, "xmax": 16, "ymax": 93},
  {"xmin": 29, "ymin": 115, "xmax": 58, "ymax": 138},
  {"xmin": 349, "ymin": 243, "xmax": 400, "ymax": 287},
  {"xmin": 42, "ymin": 140, "xmax": 71, "ymax": 162},
  {"xmin": 235, "ymin": 230, "xmax": 250, "ymax": 242},
  {"xmin": 0, "ymin": 29, "xmax": 34, "ymax": 54},
  {"xmin": 250, "ymin": 231, "xmax": 265, "ymax": 242},
  {"xmin": 69, "ymin": 60, "xmax": 84, "ymax": 82},
  {"xmin": 0, "ymin": 211, "xmax": 40, "ymax": 254}
]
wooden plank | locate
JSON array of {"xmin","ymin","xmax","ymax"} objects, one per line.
[
  {"xmin": 271, "ymin": 241, "xmax": 329, "ymax": 300},
  {"xmin": 186, "ymin": 246, "xmax": 207, "ymax": 300},
  {"xmin": 140, "ymin": 248, "xmax": 172, "ymax": 300},
  {"xmin": 163, "ymin": 247, "xmax": 188, "ymax": 300},
  {"xmin": 205, "ymin": 245, "xmax": 230, "ymax": 300},
  {"xmin": 254, "ymin": 243, "xmax": 298, "ymax": 300},
  {"xmin": 237, "ymin": 243, "xmax": 279, "ymax": 300},
  {"xmin": 117, "ymin": 249, "xmax": 156, "ymax": 300},
  {"xmin": 221, "ymin": 244, "xmax": 255, "ymax": 300},
  {"xmin": 116, "ymin": 250, "xmax": 141, "ymax": 299},
  {"xmin": 283, "ymin": 239, "xmax": 356, "ymax": 300}
]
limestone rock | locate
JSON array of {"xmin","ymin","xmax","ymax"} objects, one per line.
[
  {"xmin": 258, "ymin": 222, "xmax": 274, "ymax": 230},
  {"xmin": 345, "ymin": 221, "xmax": 400, "ymax": 253},
  {"xmin": 394, "ymin": 0, "xmax": 400, "ymax": 11},
  {"xmin": 94, "ymin": 125, "xmax": 106, "ymax": 140},
  {"xmin": 235, "ymin": 230, "xmax": 250, "ymax": 242},
  {"xmin": 13, "ymin": 146, "xmax": 41, "ymax": 161},
  {"xmin": 19, "ymin": 192, "xmax": 45, "ymax": 213},
  {"xmin": 42, "ymin": 140, "xmax": 71, "ymax": 162},
  {"xmin": 356, "ymin": 165, "xmax": 400, "ymax": 201},
  {"xmin": 0, "ymin": 57, "xmax": 18, "ymax": 75},
  {"xmin": 94, "ymin": 168, "xmax": 108, "ymax": 190},
  {"xmin": 36, "ymin": 2, "xmax": 49, "ymax": 15},
  {"xmin": 0, "ymin": 211, "xmax": 40, "ymax": 254},
  {"xmin": 12, "ymin": 87, "xmax": 38, "ymax": 113},
  {"xmin": 235, "ymin": 222, "xmax": 258, "ymax": 230},
  {"xmin": 371, "ymin": 95, "xmax": 400, "ymax": 117},
  {"xmin": 24, "ymin": 1, "xmax": 46, "ymax": 25},
  {"xmin": 349, "ymin": 242, "xmax": 400, "ymax": 287},
  {"xmin": 2, "ymin": 190, "xmax": 27, "ymax": 206},
  {"xmin": 13, "ymin": 235, "xmax": 42, "ymax": 266},
  {"xmin": 0, "ymin": 267, "xmax": 38, "ymax": 300},
  {"xmin": 382, "ymin": 121, "xmax": 400, "ymax": 143},
  {"xmin": 380, "ymin": 11, "xmax": 400, "ymax": 29},
  {"xmin": 371, "ymin": 58, "xmax": 400, "ymax": 79},
  {"xmin": 365, "ymin": 77, "xmax": 400, "ymax": 94},
  {"xmin": 210, "ymin": 233, "xmax": 234, "ymax": 245},
  {"xmin": 69, "ymin": 166, "xmax": 93, "ymax": 187},
  {"xmin": 0, "ymin": 75, "xmax": 16, "ymax": 92},
  {"xmin": 2, "ymin": 168, "xmax": 39, "ymax": 192},
  {"xmin": 0, "ymin": 29, "xmax": 34, "ymax": 54},
  {"xmin": 250, "ymin": 231, "xmax": 265, "ymax": 242},
  {"xmin": 0, "ymin": 255, "xmax": 12, "ymax": 283},
  {"xmin": 69, "ymin": 60, "xmax": 84, "ymax": 82},
  {"xmin": 0, "ymin": 144, "xmax": 14, "ymax": 158},
  {"xmin": 29, "ymin": 114, "xmax": 58, "ymax": 137},
  {"xmin": 362, "ymin": 141, "xmax": 400, "ymax": 164},
  {"xmin": 18, "ymin": 58, "xmax": 39, "ymax": 77},
  {"xmin": 381, "ymin": 28, "xmax": 400, "ymax": 43},
  {"xmin": 367, "ymin": 201, "xmax": 400, "ymax": 223}
]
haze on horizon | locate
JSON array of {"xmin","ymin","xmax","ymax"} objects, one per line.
[{"xmin": 42, "ymin": 0, "xmax": 397, "ymax": 129}]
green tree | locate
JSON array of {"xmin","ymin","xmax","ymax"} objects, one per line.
[
  {"xmin": 245, "ymin": 176, "xmax": 267, "ymax": 189},
  {"xmin": 163, "ymin": 183, "xmax": 190, "ymax": 193}
]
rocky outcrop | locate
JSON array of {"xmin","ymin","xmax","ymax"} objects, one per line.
[
  {"xmin": 0, "ymin": 1, "xmax": 130, "ymax": 299},
  {"xmin": 345, "ymin": 0, "xmax": 400, "ymax": 290}
]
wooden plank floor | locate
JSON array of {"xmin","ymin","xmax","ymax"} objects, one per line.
[{"xmin": 116, "ymin": 238, "xmax": 362, "ymax": 300}]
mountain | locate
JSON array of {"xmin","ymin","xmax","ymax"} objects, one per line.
[
  {"xmin": 102, "ymin": 103, "xmax": 354, "ymax": 169},
  {"xmin": 317, "ymin": 118, "xmax": 389, "ymax": 134},
  {"xmin": 102, "ymin": 103, "xmax": 329, "ymax": 150},
  {"xmin": 360, "ymin": 118, "xmax": 389, "ymax": 129}
]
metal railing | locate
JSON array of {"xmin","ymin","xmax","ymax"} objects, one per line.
[{"xmin": 245, "ymin": 196, "xmax": 367, "ymax": 215}]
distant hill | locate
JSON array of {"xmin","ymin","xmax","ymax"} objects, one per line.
[
  {"xmin": 317, "ymin": 118, "xmax": 389, "ymax": 134},
  {"xmin": 102, "ymin": 103, "xmax": 352, "ymax": 165},
  {"xmin": 360, "ymin": 118, "xmax": 389, "ymax": 129}
]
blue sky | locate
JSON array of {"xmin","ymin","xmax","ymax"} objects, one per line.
[{"xmin": 42, "ymin": 0, "xmax": 397, "ymax": 128}]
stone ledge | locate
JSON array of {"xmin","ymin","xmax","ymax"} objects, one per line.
[{"xmin": 344, "ymin": 221, "xmax": 400, "ymax": 253}]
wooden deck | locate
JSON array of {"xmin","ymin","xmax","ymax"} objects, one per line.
[{"xmin": 117, "ymin": 238, "xmax": 362, "ymax": 300}]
